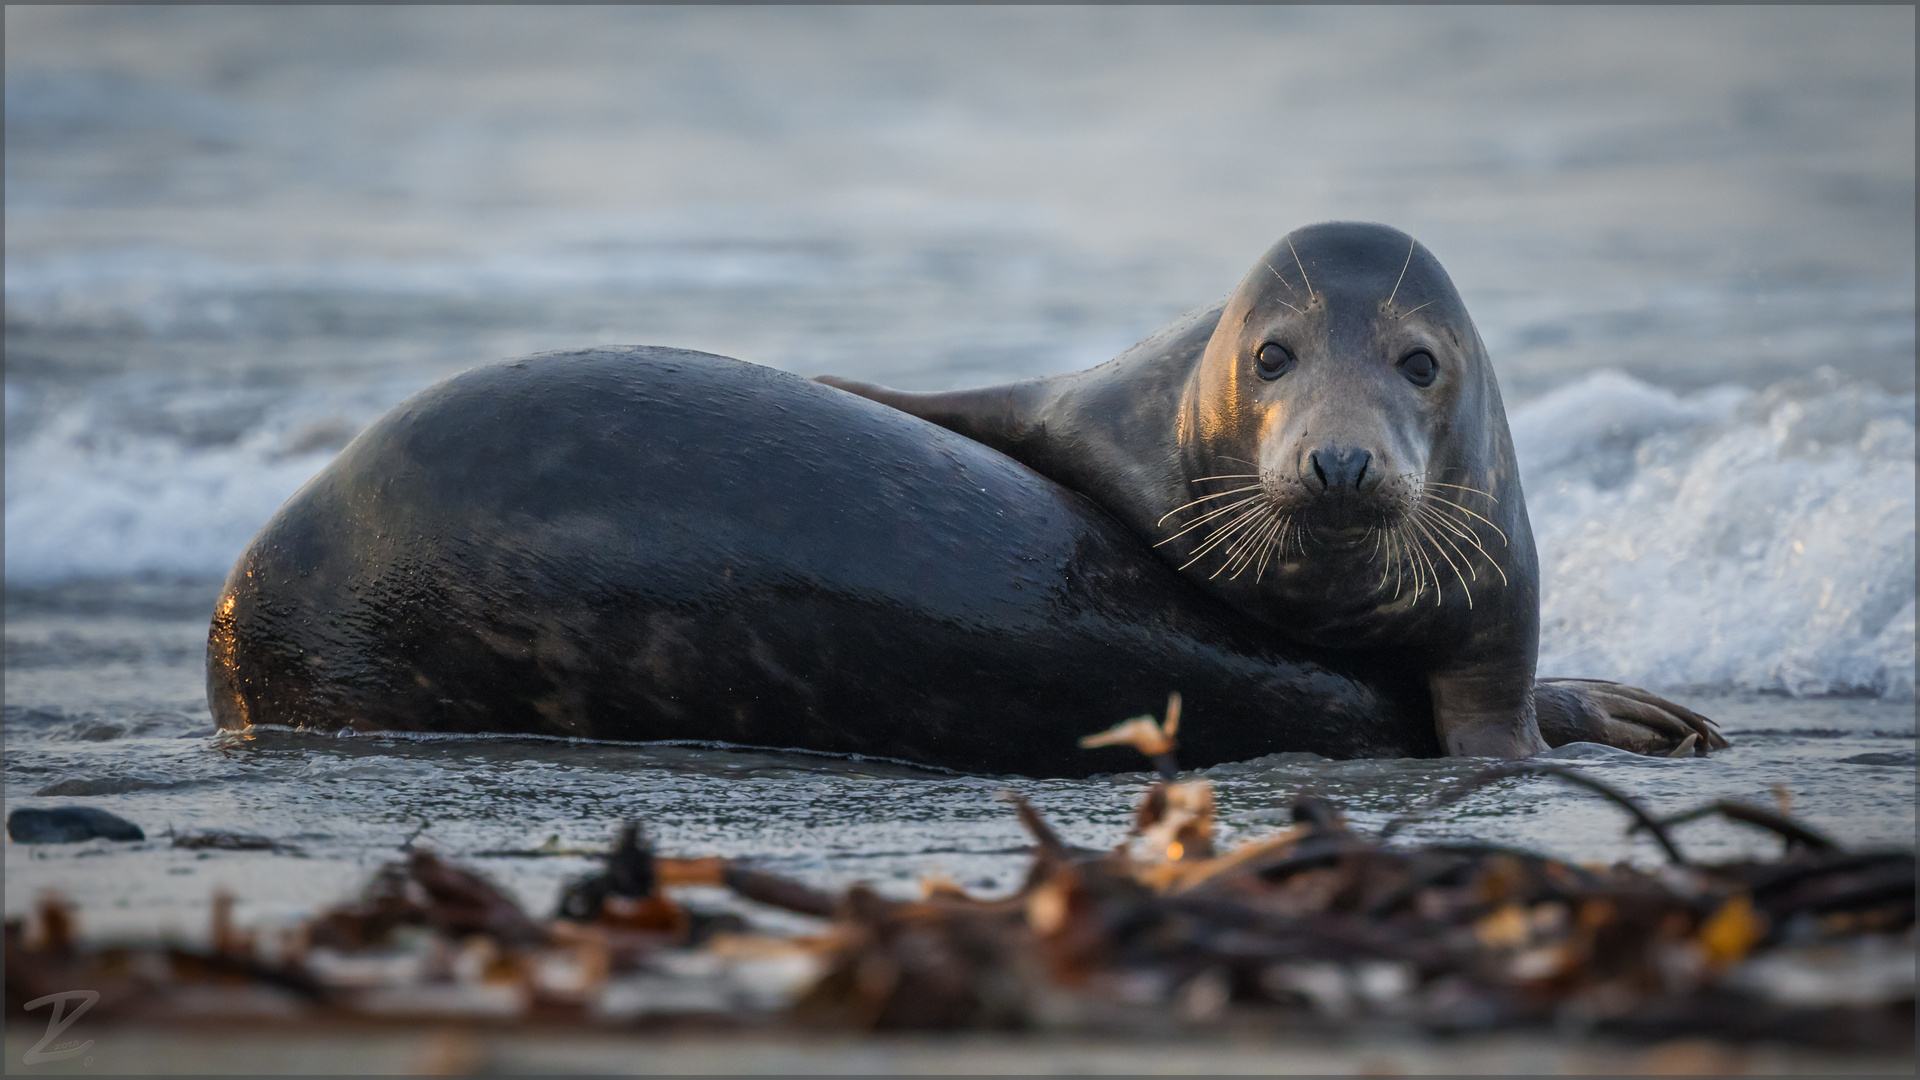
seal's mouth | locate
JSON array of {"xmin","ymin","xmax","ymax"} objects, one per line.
[
  {"xmin": 1311, "ymin": 524, "xmax": 1374, "ymax": 547},
  {"xmin": 1295, "ymin": 491, "xmax": 1399, "ymax": 537}
]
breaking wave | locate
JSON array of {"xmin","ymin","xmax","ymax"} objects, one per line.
[
  {"xmin": 1520, "ymin": 369, "xmax": 1914, "ymax": 700},
  {"xmin": 6, "ymin": 360, "xmax": 1912, "ymax": 699}
]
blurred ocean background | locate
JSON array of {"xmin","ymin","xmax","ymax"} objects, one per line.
[{"xmin": 6, "ymin": 8, "xmax": 1913, "ymax": 940}]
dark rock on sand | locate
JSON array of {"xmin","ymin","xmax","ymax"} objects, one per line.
[{"xmin": 8, "ymin": 806, "xmax": 146, "ymax": 843}]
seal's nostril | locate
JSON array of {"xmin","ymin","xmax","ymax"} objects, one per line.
[{"xmin": 1309, "ymin": 446, "xmax": 1371, "ymax": 492}]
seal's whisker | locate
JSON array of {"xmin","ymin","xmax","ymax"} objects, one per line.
[
  {"xmin": 1402, "ymin": 528, "xmax": 1420, "ymax": 602},
  {"xmin": 1222, "ymin": 517, "xmax": 1274, "ymax": 581},
  {"xmin": 1409, "ymin": 522, "xmax": 1446, "ymax": 606},
  {"xmin": 1422, "ymin": 481, "xmax": 1499, "ymax": 503},
  {"xmin": 1418, "ymin": 502, "xmax": 1484, "ymax": 558},
  {"xmin": 1263, "ymin": 519, "xmax": 1287, "ymax": 577},
  {"xmin": 1219, "ymin": 524, "xmax": 1258, "ymax": 579},
  {"xmin": 1415, "ymin": 505, "xmax": 1480, "ymax": 583},
  {"xmin": 1261, "ymin": 259, "xmax": 1304, "ymax": 306},
  {"xmin": 1418, "ymin": 503, "xmax": 1510, "ymax": 587},
  {"xmin": 1234, "ymin": 510, "xmax": 1283, "ymax": 576},
  {"xmin": 1298, "ymin": 519, "xmax": 1316, "ymax": 551},
  {"xmin": 1371, "ymin": 526, "xmax": 1396, "ymax": 593},
  {"xmin": 1178, "ymin": 502, "xmax": 1270, "ymax": 571},
  {"xmin": 1154, "ymin": 492, "xmax": 1264, "ymax": 545},
  {"xmin": 1420, "ymin": 494, "xmax": 1510, "ymax": 546},
  {"xmin": 1217, "ymin": 455, "xmax": 1261, "ymax": 469},
  {"xmin": 1386, "ymin": 525, "xmax": 1408, "ymax": 600},
  {"xmin": 1404, "ymin": 524, "xmax": 1428, "ymax": 603},
  {"xmin": 1158, "ymin": 490, "xmax": 1262, "ymax": 531},
  {"xmin": 1254, "ymin": 515, "xmax": 1290, "ymax": 582},
  {"xmin": 1385, "ymin": 234, "xmax": 1416, "ymax": 312},
  {"xmin": 1419, "ymin": 499, "xmax": 1480, "ymax": 533},
  {"xmin": 1181, "ymin": 499, "xmax": 1268, "ymax": 560},
  {"xmin": 1421, "ymin": 496, "xmax": 1509, "ymax": 548},
  {"xmin": 1286, "ymin": 238, "xmax": 1316, "ymax": 305},
  {"xmin": 1215, "ymin": 507, "xmax": 1274, "ymax": 579},
  {"xmin": 1400, "ymin": 520, "xmax": 1437, "ymax": 605},
  {"xmin": 1394, "ymin": 300, "xmax": 1433, "ymax": 321},
  {"xmin": 1156, "ymin": 484, "xmax": 1264, "ymax": 525},
  {"xmin": 1259, "ymin": 511, "xmax": 1290, "ymax": 572},
  {"xmin": 1188, "ymin": 474, "xmax": 1263, "ymax": 483},
  {"xmin": 1412, "ymin": 515, "xmax": 1475, "ymax": 610}
]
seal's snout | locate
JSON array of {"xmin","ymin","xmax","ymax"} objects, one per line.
[{"xmin": 1307, "ymin": 446, "xmax": 1373, "ymax": 494}]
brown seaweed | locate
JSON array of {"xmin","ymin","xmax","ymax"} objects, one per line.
[{"xmin": 6, "ymin": 700, "xmax": 1912, "ymax": 1049}]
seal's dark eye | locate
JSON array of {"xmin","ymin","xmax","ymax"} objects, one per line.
[
  {"xmin": 1255, "ymin": 342, "xmax": 1294, "ymax": 380},
  {"xmin": 1400, "ymin": 349, "xmax": 1437, "ymax": 387}
]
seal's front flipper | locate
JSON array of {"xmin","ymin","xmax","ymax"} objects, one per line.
[
  {"xmin": 1534, "ymin": 678, "xmax": 1729, "ymax": 756},
  {"xmin": 812, "ymin": 376, "xmax": 1051, "ymax": 462}
]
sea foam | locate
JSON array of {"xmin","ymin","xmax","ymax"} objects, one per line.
[
  {"xmin": 6, "ymin": 365, "xmax": 1913, "ymax": 699},
  {"xmin": 1521, "ymin": 370, "xmax": 1914, "ymax": 700}
]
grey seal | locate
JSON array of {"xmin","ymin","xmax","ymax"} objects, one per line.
[
  {"xmin": 206, "ymin": 347, "xmax": 1443, "ymax": 776},
  {"xmin": 820, "ymin": 222, "xmax": 1725, "ymax": 758}
]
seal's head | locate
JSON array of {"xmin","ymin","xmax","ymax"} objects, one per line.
[{"xmin": 1167, "ymin": 222, "xmax": 1527, "ymax": 641}]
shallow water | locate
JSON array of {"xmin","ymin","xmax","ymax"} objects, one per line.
[
  {"xmin": 6, "ymin": 583, "xmax": 1914, "ymax": 945},
  {"xmin": 4, "ymin": 8, "xmax": 1914, "ymax": 939}
]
